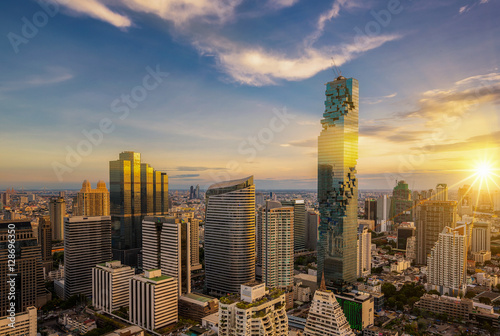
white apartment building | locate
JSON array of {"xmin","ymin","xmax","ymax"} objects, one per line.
[
  {"xmin": 129, "ymin": 269, "xmax": 178, "ymax": 332},
  {"xmin": 92, "ymin": 260, "xmax": 135, "ymax": 313}
]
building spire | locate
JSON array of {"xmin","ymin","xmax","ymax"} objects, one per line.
[{"xmin": 320, "ymin": 272, "xmax": 326, "ymax": 291}]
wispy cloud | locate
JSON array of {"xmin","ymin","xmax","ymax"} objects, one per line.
[
  {"xmin": 398, "ymin": 72, "xmax": 500, "ymax": 120},
  {"xmin": 0, "ymin": 67, "xmax": 73, "ymax": 92},
  {"xmin": 281, "ymin": 138, "xmax": 316, "ymax": 147},
  {"xmin": 50, "ymin": 0, "xmax": 132, "ymax": 28},
  {"xmin": 267, "ymin": 0, "xmax": 300, "ymax": 9},
  {"xmin": 412, "ymin": 131, "xmax": 500, "ymax": 153},
  {"xmin": 458, "ymin": 0, "xmax": 489, "ymax": 14},
  {"xmin": 175, "ymin": 166, "xmax": 225, "ymax": 171},
  {"xmin": 195, "ymin": 33, "xmax": 401, "ymax": 85},
  {"xmin": 170, "ymin": 174, "xmax": 200, "ymax": 178},
  {"xmin": 362, "ymin": 92, "xmax": 397, "ymax": 105}
]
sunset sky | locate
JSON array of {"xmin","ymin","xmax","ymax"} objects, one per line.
[{"xmin": 1, "ymin": 0, "xmax": 499, "ymax": 190}]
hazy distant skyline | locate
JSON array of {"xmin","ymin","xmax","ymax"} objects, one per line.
[{"xmin": 1, "ymin": 0, "xmax": 499, "ymax": 191}]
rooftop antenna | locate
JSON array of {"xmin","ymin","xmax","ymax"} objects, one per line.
[{"xmin": 331, "ymin": 57, "xmax": 342, "ymax": 78}]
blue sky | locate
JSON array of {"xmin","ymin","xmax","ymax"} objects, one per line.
[{"xmin": 0, "ymin": 0, "xmax": 499, "ymax": 191}]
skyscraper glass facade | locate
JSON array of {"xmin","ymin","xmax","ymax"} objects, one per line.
[{"xmin": 318, "ymin": 76, "xmax": 359, "ymax": 288}]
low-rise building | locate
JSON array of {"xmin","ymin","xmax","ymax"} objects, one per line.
[
  {"xmin": 335, "ymin": 291, "xmax": 374, "ymax": 331},
  {"xmin": 0, "ymin": 306, "xmax": 37, "ymax": 336},
  {"xmin": 472, "ymin": 250, "xmax": 492, "ymax": 264},
  {"xmin": 201, "ymin": 312, "xmax": 219, "ymax": 334},
  {"xmin": 218, "ymin": 282, "xmax": 288, "ymax": 336},
  {"xmin": 416, "ymin": 294, "xmax": 472, "ymax": 320},
  {"xmin": 92, "ymin": 260, "xmax": 135, "ymax": 313},
  {"xmin": 129, "ymin": 269, "xmax": 178, "ymax": 332},
  {"xmin": 179, "ymin": 293, "xmax": 219, "ymax": 323},
  {"xmin": 363, "ymin": 325, "xmax": 399, "ymax": 336},
  {"xmin": 104, "ymin": 326, "xmax": 145, "ymax": 336},
  {"xmin": 59, "ymin": 314, "xmax": 97, "ymax": 335}
]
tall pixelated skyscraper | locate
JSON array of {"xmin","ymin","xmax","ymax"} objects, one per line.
[
  {"xmin": 317, "ymin": 75, "xmax": 359, "ymax": 288},
  {"xmin": 109, "ymin": 151, "xmax": 168, "ymax": 266}
]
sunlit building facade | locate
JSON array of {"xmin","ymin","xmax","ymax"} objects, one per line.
[
  {"xmin": 282, "ymin": 199, "xmax": 305, "ymax": 252},
  {"xmin": 318, "ymin": 76, "xmax": 359, "ymax": 288},
  {"xmin": 75, "ymin": 180, "xmax": 110, "ymax": 216},
  {"xmin": 205, "ymin": 176, "xmax": 256, "ymax": 295},
  {"xmin": 427, "ymin": 225, "xmax": 468, "ymax": 296},
  {"xmin": 109, "ymin": 151, "xmax": 168, "ymax": 267},
  {"xmin": 49, "ymin": 196, "xmax": 65, "ymax": 241}
]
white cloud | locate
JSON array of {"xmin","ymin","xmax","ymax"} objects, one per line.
[
  {"xmin": 195, "ymin": 34, "xmax": 401, "ymax": 86},
  {"xmin": 52, "ymin": 0, "xmax": 131, "ymax": 27},
  {"xmin": 51, "ymin": 0, "xmax": 399, "ymax": 86},
  {"xmin": 120, "ymin": 0, "xmax": 242, "ymax": 26},
  {"xmin": 0, "ymin": 67, "xmax": 73, "ymax": 92}
]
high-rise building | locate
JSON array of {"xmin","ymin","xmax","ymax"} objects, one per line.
[
  {"xmin": 189, "ymin": 186, "xmax": 194, "ymax": 200},
  {"xmin": 282, "ymin": 199, "xmax": 305, "ymax": 252},
  {"xmin": 357, "ymin": 227, "xmax": 371, "ymax": 278},
  {"xmin": 415, "ymin": 200, "xmax": 457, "ymax": 265},
  {"xmin": 471, "ymin": 221, "xmax": 491, "ymax": 253},
  {"xmin": 0, "ymin": 306, "xmax": 37, "ymax": 336},
  {"xmin": 494, "ymin": 191, "xmax": 500, "ymax": 212},
  {"xmin": 75, "ymin": 180, "xmax": 110, "ymax": 216},
  {"xmin": 259, "ymin": 201, "xmax": 294, "ymax": 289},
  {"xmin": 218, "ymin": 282, "xmax": 288, "ymax": 336},
  {"xmin": 458, "ymin": 185, "xmax": 474, "ymax": 217},
  {"xmin": 195, "ymin": 185, "xmax": 200, "ymax": 199},
  {"xmin": 92, "ymin": 260, "xmax": 135, "ymax": 313},
  {"xmin": 205, "ymin": 176, "xmax": 255, "ymax": 295},
  {"xmin": 318, "ymin": 75, "xmax": 359, "ymax": 288},
  {"xmin": 390, "ymin": 181, "xmax": 413, "ymax": 224},
  {"xmin": 304, "ymin": 276, "xmax": 355, "ymax": 336},
  {"xmin": 189, "ymin": 218, "xmax": 202, "ymax": 271},
  {"xmin": 364, "ymin": 199, "xmax": 377, "ymax": 220},
  {"xmin": 142, "ymin": 216, "xmax": 191, "ymax": 295},
  {"xmin": 305, "ymin": 211, "xmax": 319, "ymax": 251},
  {"xmin": 109, "ymin": 151, "xmax": 168, "ymax": 267},
  {"xmin": 397, "ymin": 223, "xmax": 415, "ymax": 250},
  {"xmin": 0, "ymin": 220, "xmax": 48, "ymax": 315},
  {"xmin": 435, "ymin": 183, "xmax": 448, "ymax": 201},
  {"xmin": 129, "ymin": 269, "xmax": 178, "ymax": 332},
  {"xmin": 64, "ymin": 216, "xmax": 112, "ymax": 299},
  {"xmin": 376, "ymin": 194, "xmax": 391, "ymax": 232},
  {"xmin": 0, "ymin": 192, "xmax": 10, "ymax": 207},
  {"xmin": 49, "ymin": 196, "xmax": 65, "ymax": 241},
  {"xmin": 38, "ymin": 216, "xmax": 52, "ymax": 272},
  {"xmin": 427, "ymin": 225, "xmax": 468, "ymax": 296}
]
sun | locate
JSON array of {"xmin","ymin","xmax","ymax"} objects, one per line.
[{"xmin": 476, "ymin": 163, "xmax": 493, "ymax": 179}]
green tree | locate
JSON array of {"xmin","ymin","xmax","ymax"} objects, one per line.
[
  {"xmin": 408, "ymin": 296, "xmax": 420, "ymax": 308},
  {"xmin": 382, "ymin": 282, "xmax": 397, "ymax": 298},
  {"xmin": 479, "ymin": 297, "xmax": 492, "ymax": 305},
  {"xmin": 427, "ymin": 289, "xmax": 441, "ymax": 296},
  {"xmin": 465, "ymin": 291, "xmax": 476, "ymax": 299}
]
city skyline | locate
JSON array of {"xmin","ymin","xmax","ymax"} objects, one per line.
[{"xmin": 1, "ymin": 1, "xmax": 499, "ymax": 190}]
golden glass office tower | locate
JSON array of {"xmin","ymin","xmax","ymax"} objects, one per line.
[
  {"xmin": 109, "ymin": 151, "xmax": 168, "ymax": 266},
  {"xmin": 318, "ymin": 76, "xmax": 359, "ymax": 288}
]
